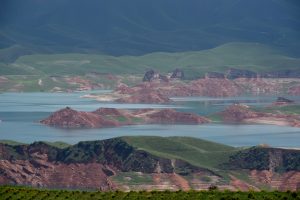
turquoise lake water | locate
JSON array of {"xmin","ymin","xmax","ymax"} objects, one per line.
[{"xmin": 0, "ymin": 91, "xmax": 300, "ymax": 147}]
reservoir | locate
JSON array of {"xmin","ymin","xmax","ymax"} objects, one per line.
[{"xmin": 0, "ymin": 92, "xmax": 300, "ymax": 147}]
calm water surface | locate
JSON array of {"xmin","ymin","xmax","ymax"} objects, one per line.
[{"xmin": 1, "ymin": 92, "xmax": 300, "ymax": 147}]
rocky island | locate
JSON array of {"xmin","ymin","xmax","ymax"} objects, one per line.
[
  {"xmin": 216, "ymin": 104, "xmax": 300, "ymax": 127},
  {"xmin": 41, "ymin": 107, "xmax": 210, "ymax": 129}
]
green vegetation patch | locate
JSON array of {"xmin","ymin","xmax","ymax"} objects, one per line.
[
  {"xmin": 112, "ymin": 172, "xmax": 153, "ymax": 185},
  {"xmin": 0, "ymin": 186, "xmax": 299, "ymax": 200},
  {"xmin": 254, "ymin": 104, "xmax": 300, "ymax": 115},
  {"xmin": 122, "ymin": 136, "xmax": 238, "ymax": 170},
  {"xmin": 4, "ymin": 43, "xmax": 300, "ymax": 79},
  {"xmin": 0, "ymin": 140, "xmax": 26, "ymax": 146},
  {"xmin": 43, "ymin": 141, "xmax": 71, "ymax": 149},
  {"xmin": 224, "ymin": 147, "xmax": 300, "ymax": 172}
]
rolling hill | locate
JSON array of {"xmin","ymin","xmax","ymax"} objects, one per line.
[
  {"xmin": 2, "ymin": 43, "xmax": 300, "ymax": 79},
  {"xmin": 0, "ymin": 136, "xmax": 300, "ymax": 191},
  {"xmin": 1, "ymin": 0, "xmax": 300, "ymax": 58}
]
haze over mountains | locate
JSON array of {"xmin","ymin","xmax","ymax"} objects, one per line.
[{"xmin": 1, "ymin": 0, "xmax": 300, "ymax": 59}]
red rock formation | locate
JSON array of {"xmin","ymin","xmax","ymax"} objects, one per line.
[
  {"xmin": 110, "ymin": 77, "xmax": 300, "ymax": 102},
  {"xmin": 188, "ymin": 78, "xmax": 242, "ymax": 97},
  {"xmin": 145, "ymin": 109, "xmax": 210, "ymax": 124},
  {"xmin": 250, "ymin": 170, "xmax": 300, "ymax": 191},
  {"xmin": 115, "ymin": 78, "xmax": 243, "ymax": 100},
  {"xmin": 93, "ymin": 108, "xmax": 128, "ymax": 117},
  {"xmin": 0, "ymin": 76, "xmax": 8, "ymax": 84},
  {"xmin": 1, "ymin": 140, "xmax": 299, "ymax": 191},
  {"xmin": 220, "ymin": 104, "xmax": 300, "ymax": 127},
  {"xmin": 234, "ymin": 78, "xmax": 284, "ymax": 95},
  {"xmin": 0, "ymin": 159, "xmax": 115, "ymax": 190},
  {"xmin": 288, "ymin": 85, "xmax": 300, "ymax": 96},
  {"xmin": 116, "ymin": 91, "xmax": 171, "ymax": 104},
  {"xmin": 64, "ymin": 76, "xmax": 103, "ymax": 91},
  {"xmin": 41, "ymin": 107, "xmax": 210, "ymax": 128},
  {"xmin": 40, "ymin": 107, "xmax": 119, "ymax": 128},
  {"xmin": 93, "ymin": 108, "xmax": 133, "ymax": 125},
  {"xmin": 220, "ymin": 104, "xmax": 261, "ymax": 122},
  {"xmin": 229, "ymin": 175, "xmax": 258, "ymax": 191},
  {"xmin": 116, "ymin": 83, "xmax": 135, "ymax": 94}
]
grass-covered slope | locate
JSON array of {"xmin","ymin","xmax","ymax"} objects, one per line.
[
  {"xmin": 122, "ymin": 136, "xmax": 238, "ymax": 170},
  {"xmin": 0, "ymin": 136, "xmax": 236, "ymax": 171},
  {"xmin": 1, "ymin": 137, "xmax": 300, "ymax": 191},
  {"xmin": 1, "ymin": 136, "xmax": 300, "ymax": 173},
  {"xmin": 0, "ymin": 140, "xmax": 70, "ymax": 148},
  {"xmin": 2, "ymin": 0, "xmax": 300, "ymax": 56},
  {"xmin": 225, "ymin": 146, "xmax": 300, "ymax": 172},
  {"xmin": 3, "ymin": 43, "xmax": 300, "ymax": 79}
]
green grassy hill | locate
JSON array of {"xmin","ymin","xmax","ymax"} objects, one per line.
[
  {"xmin": 123, "ymin": 136, "xmax": 238, "ymax": 170},
  {"xmin": 0, "ymin": 136, "xmax": 237, "ymax": 170},
  {"xmin": 1, "ymin": 137, "xmax": 300, "ymax": 191},
  {"xmin": 1, "ymin": 136, "xmax": 299, "ymax": 173},
  {"xmin": 3, "ymin": 43, "xmax": 300, "ymax": 79},
  {"xmin": 2, "ymin": 0, "xmax": 300, "ymax": 57}
]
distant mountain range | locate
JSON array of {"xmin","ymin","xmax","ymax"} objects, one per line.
[{"xmin": 1, "ymin": 0, "xmax": 300, "ymax": 60}]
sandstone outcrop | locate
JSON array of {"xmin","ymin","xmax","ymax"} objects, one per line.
[
  {"xmin": 220, "ymin": 104, "xmax": 260, "ymax": 122},
  {"xmin": 0, "ymin": 76, "xmax": 8, "ymax": 84},
  {"xmin": 288, "ymin": 85, "xmax": 300, "ymax": 96},
  {"xmin": 250, "ymin": 170, "xmax": 300, "ymax": 191},
  {"xmin": 41, "ymin": 107, "xmax": 210, "ymax": 129},
  {"xmin": 40, "ymin": 107, "xmax": 119, "ymax": 128},
  {"xmin": 219, "ymin": 104, "xmax": 300, "ymax": 127},
  {"xmin": 115, "ymin": 78, "xmax": 242, "ymax": 99},
  {"xmin": 0, "ymin": 160, "xmax": 114, "ymax": 190},
  {"xmin": 86, "ymin": 75, "xmax": 300, "ymax": 103},
  {"xmin": 188, "ymin": 78, "xmax": 242, "ymax": 97},
  {"xmin": 116, "ymin": 91, "xmax": 172, "ymax": 104},
  {"xmin": 225, "ymin": 146, "xmax": 300, "ymax": 191},
  {"xmin": 0, "ymin": 139, "xmax": 210, "ymax": 190},
  {"xmin": 133, "ymin": 109, "xmax": 210, "ymax": 124}
]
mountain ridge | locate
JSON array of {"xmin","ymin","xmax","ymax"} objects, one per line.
[
  {"xmin": 0, "ymin": 136, "xmax": 300, "ymax": 191},
  {"xmin": 1, "ymin": 0, "xmax": 300, "ymax": 57}
]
